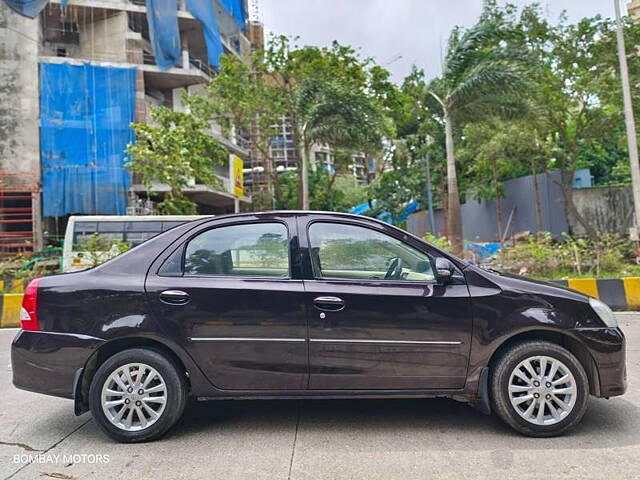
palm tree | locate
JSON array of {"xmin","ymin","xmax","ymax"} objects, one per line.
[
  {"xmin": 429, "ymin": 19, "xmax": 531, "ymax": 255},
  {"xmin": 294, "ymin": 78, "xmax": 388, "ymax": 208}
]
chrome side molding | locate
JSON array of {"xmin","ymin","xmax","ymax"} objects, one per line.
[
  {"xmin": 188, "ymin": 337, "xmax": 461, "ymax": 345},
  {"xmin": 188, "ymin": 337, "xmax": 306, "ymax": 342},
  {"xmin": 310, "ymin": 339, "xmax": 462, "ymax": 345}
]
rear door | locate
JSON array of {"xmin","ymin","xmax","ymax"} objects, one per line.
[
  {"xmin": 145, "ymin": 215, "xmax": 309, "ymax": 390},
  {"xmin": 299, "ymin": 216, "xmax": 473, "ymax": 390}
]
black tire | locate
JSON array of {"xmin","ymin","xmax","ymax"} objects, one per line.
[
  {"xmin": 490, "ymin": 340, "xmax": 589, "ymax": 437},
  {"xmin": 89, "ymin": 348, "xmax": 187, "ymax": 443}
]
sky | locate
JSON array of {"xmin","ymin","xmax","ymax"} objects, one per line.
[{"xmin": 260, "ymin": 0, "xmax": 619, "ymax": 83}]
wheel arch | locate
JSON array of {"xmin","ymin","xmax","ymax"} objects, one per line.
[
  {"xmin": 486, "ymin": 328, "xmax": 600, "ymax": 397},
  {"xmin": 75, "ymin": 336, "xmax": 193, "ymax": 415}
]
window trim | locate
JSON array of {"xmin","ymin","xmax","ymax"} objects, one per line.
[
  {"xmin": 306, "ymin": 220, "xmax": 437, "ymax": 285},
  {"xmin": 176, "ymin": 220, "xmax": 293, "ymax": 280}
]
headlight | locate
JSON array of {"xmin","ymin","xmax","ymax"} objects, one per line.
[{"xmin": 589, "ymin": 297, "xmax": 618, "ymax": 328}]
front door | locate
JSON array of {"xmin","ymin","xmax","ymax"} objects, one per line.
[
  {"xmin": 146, "ymin": 217, "xmax": 308, "ymax": 390},
  {"xmin": 300, "ymin": 218, "xmax": 473, "ymax": 390}
]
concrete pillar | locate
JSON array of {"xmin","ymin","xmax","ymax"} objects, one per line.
[
  {"xmin": 79, "ymin": 11, "xmax": 128, "ymax": 63},
  {"xmin": 135, "ymin": 70, "xmax": 146, "ymax": 123},
  {"xmin": 0, "ymin": 3, "xmax": 42, "ymax": 249},
  {"xmin": 181, "ymin": 31, "xmax": 189, "ymax": 69},
  {"xmin": 0, "ymin": 4, "xmax": 40, "ymax": 174}
]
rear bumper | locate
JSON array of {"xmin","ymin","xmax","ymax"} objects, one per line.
[
  {"xmin": 11, "ymin": 330, "xmax": 103, "ymax": 399},
  {"xmin": 573, "ymin": 327, "xmax": 627, "ymax": 398}
]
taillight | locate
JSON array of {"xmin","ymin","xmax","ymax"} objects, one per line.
[{"xmin": 20, "ymin": 278, "xmax": 42, "ymax": 331}]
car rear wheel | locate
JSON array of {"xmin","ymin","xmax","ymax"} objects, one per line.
[
  {"xmin": 490, "ymin": 340, "xmax": 589, "ymax": 437},
  {"xmin": 89, "ymin": 348, "xmax": 187, "ymax": 442}
]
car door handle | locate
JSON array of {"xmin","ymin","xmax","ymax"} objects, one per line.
[
  {"xmin": 313, "ymin": 296, "xmax": 345, "ymax": 312},
  {"xmin": 159, "ymin": 290, "xmax": 190, "ymax": 305}
]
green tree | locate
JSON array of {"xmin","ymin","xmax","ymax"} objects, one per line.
[
  {"xmin": 127, "ymin": 107, "xmax": 228, "ymax": 214},
  {"xmin": 493, "ymin": 3, "xmax": 640, "ymax": 236},
  {"xmin": 429, "ymin": 13, "xmax": 532, "ymax": 254},
  {"xmin": 460, "ymin": 119, "xmax": 547, "ymax": 239},
  {"xmin": 264, "ymin": 36, "xmax": 389, "ymax": 209},
  {"xmin": 367, "ymin": 140, "xmax": 425, "ymax": 225},
  {"xmin": 187, "ymin": 54, "xmax": 286, "ymax": 209},
  {"xmin": 188, "ymin": 40, "xmax": 390, "ymax": 212},
  {"xmin": 359, "ymin": 67, "xmax": 451, "ymax": 232},
  {"xmin": 532, "ymin": 14, "xmax": 633, "ymax": 237},
  {"xmin": 276, "ymin": 168, "xmax": 367, "ymax": 212}
]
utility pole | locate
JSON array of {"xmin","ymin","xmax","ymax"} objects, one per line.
[
  {"xmin": 301, "ymin": 146, "xmax": 309, "ymax": 210},
  {"xmin": 425, "ymin": 152, "xmax": 436, "ymax": 234},
  {"xmin": 615, "ymin": 0, "xmax": 640, "ymax": 232}
]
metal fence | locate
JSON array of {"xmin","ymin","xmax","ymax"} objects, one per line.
[{"xmin": 408, "ymin": 170, "xmax": 569, "ymax": 242}]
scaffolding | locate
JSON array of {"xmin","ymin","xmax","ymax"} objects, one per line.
[{"xmin": 0, "ymin": 172, "xmax": 38, "ymax": 255}]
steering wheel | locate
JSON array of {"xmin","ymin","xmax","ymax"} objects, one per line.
[{"xmin": 384, "ymin": 257, "xmax": 404, "ymax": 280}]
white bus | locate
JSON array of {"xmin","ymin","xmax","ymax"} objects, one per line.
[{"xmin": 62, "ymin": 215, "xmax": 209, "ymax": 272}]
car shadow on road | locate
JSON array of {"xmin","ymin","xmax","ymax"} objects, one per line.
[{"xmin": 167, "ymin": 395, "xmax": 640, "ymax": 449}]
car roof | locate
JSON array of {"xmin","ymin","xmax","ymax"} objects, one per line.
[
  {"xmin": 221, "ymin": 210, "xmax": 369, "ymax": 220},
  {"xmin": 199, "ymin": 210, "xmax": 389, "ymax": 228}
]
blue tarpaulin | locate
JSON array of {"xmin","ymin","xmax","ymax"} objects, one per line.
[
  {"xmin": 186, "ymin": 0, "xmax": 224, "ymax": 69},
  {"xmin": 40, "ymin": 62, "xmax": 136, "ymax": 217},
  {"xmin": 145, "ymin": 0, "xmax": 182, "ymax": 70},
  {"xmin": 2, "ymin": 0, "xmax": 48, "ymax": 18},
  {"xmin": 351, "ymin": 200, "xmax": 377, "ymax": 216},
  {"xmin": 465, "ymin": 242, "xmax": 502, "ymax": 259},
  {"xmin": 220, "ymin": 0, "xmax": 246, "ymax": 30},
  {"xmin": 349, "ymin": 200, "xmax": 419, "ymax": 225}
]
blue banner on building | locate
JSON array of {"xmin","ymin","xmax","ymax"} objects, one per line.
[
  {"xmin": 145, "ymin": 0, "xmax": 182, "ymax": 70},
  {"xmin": 40, "ymin": 62, "xmax": 136, "ymax": 217},
  {"xmin": 2, "ymin": 0, "xmax": 48, "ymax": 18},
  {"xmin": 186, "ymin": 0, "xmax": 224, "ymax": 69},
  {"xmin": 220, "ymin": 0, "xmax": 246, "ymax": 31}
]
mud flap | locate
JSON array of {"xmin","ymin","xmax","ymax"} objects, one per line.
[
  {"xmin": 73, "ymin": 368, "xmax": 89, "ymax": 416},
  {"xmin": 471, "ymin": 366, "xmax": 491, "ymax": 415}
]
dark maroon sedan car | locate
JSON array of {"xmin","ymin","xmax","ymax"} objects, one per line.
[{"xmin": 12, "ymin": 212, "xmax": 626, "ymax": 442}]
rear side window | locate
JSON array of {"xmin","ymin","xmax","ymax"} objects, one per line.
[{"xmin": 184, "ymin": 223, "xmax": 289, "ymax": 278}]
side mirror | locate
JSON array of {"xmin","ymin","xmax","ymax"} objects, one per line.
[{"xmin": 435, "ymin": 257, "xmax": 454, "ymax": 284}]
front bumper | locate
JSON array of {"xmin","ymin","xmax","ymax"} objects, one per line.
[
  {"xmin": 11, "ymin": 330, "xmax": 103, "ymax": 399},
  {"xmin": 573, "ymin": 327, "xmax": 626, "ymax": 398}
]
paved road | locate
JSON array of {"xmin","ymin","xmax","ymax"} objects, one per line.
[{"xmin": 1, "ymin": 316, "xmax": 639, "ymax": 480}]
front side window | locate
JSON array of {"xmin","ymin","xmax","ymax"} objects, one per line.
[
  {"xmin": 184, "ymin": 223, "xmax": 289, "ymax": 277},
  {"xmin": 309, "ymin": 222, "xmax": 434, "ymax": 282}
]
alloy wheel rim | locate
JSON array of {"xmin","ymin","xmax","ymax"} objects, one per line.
[
  {"xmin": 508, "ymin": 355, "xmax": 577, "ymax": 426},
  {"xmin": 101, "ymin": 363, "xmax": 167, "ymax": 432}
]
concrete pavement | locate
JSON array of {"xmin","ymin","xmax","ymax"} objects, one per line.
[{"xmin": 1, "ymin": 315, "xmax": 639, "ymax": 480}]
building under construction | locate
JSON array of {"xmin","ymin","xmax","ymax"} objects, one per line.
[{"xmin": 0, "ymin": 0, "xmax": 263, "ymax": 252}]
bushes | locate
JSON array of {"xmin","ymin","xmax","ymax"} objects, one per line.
[
  {"xmin": 423, "ymin": 233, "xmax": 453, "ymax": 253},
  {"xmin": 423, "ymin": 229, "xmax": 640, "ymax": 279},
  {"xmin": 489, "ymin": 232, "xmax": 640, "ymax": 279},
  {"xmin": 0, "ymin": 248, "xmax": 62, "ymax": 293}
]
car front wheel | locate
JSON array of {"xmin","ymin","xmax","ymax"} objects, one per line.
[
  {"xmin": 490, "ymin": 340, "xmax": 589, "ymax": 437},
  {"xmin": 89, "ymin": 348, "xmax": 187, "ymax": 442}
]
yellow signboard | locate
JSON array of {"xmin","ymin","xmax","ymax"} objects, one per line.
[{"xmin": 232, "ymin": 155, "xmax": 244, "ymax": 197}]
